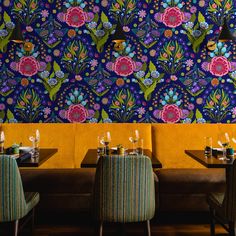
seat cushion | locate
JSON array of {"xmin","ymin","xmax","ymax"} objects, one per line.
[
  {"xmin": 20, "ymin": 168, "xmax": 95, "ymax": 194},
  {"xmin": 155, "ymin": 168, "xmax": 226, "ymax": 194},
  {"xmin": 155, "ymin": 168, "xmax": 226, "ymax": 212},
  {"xmin": 25, "ymin": 192, "xmax": 40, "ymax": 213},
  {"xmin": 20, "ymin": 168, "xmax": 96, "ymax": 212}
]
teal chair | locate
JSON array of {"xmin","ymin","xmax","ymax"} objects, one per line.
[
  {"xmin": 0, "ymin": 155, "xmax": 40, "ymax": 236},
  {"xmin": 94, "ymin": 155, "xmax": 156, "ymax": 236}
]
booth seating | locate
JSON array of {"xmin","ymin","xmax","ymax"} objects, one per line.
[{"xmin": 1, "ymin": 123, "xmax": 233, "ymax": 214}]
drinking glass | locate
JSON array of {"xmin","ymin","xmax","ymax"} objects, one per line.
[
  {"xmin": 137, "ymin": 138, "xmax": 144, "ymax": 155},
  {"xmin": 129, "ymin": 130, "xmax": 139, "ymax": 155},
  {"xmin": 204, "ymin": 137, "xmax": 212, "ymax": 158},
  {"xmin": 0, "ymin": 131, "xmax": 5, "ymax": 154},
  {"xmin": 100, "ymin": 132, "xmax": 111, "ymax": 155},
  {"xmin": 218, "ymin": 132, "xmax": 230, "ymax": 160},
  {"xmin": 29, "ymin": 129, "xmax": 40, "ymax": 157},
  {"xmin": 97, "ymin": 136, "xmax": 104, "ymax": 157}
]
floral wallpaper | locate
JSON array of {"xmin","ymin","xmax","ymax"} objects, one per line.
[{"xmin": 0, "ymin": 0, "xmax": 236, "ymax": 123}]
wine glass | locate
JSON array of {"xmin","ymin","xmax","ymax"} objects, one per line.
[
  {"xmin": 129, "ymin": 130, "xmax": 139, "ymax": 155},
  {"xmin": 218, "ymin": 132, "xmax": 230, "ymax": 160},
  {"xmin": 100, "ymin": 132, "xmax": 111, "ymax": 155},
  {"xmin": 29, "ymin": 129, "xmax": 40, "ymax": 157}
]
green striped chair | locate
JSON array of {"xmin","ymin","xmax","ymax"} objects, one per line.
[
  {"xmin": 0, "ymin": 155, "xmax": 40, "ymax": 236},
  {"xmin": 94, "ymin": 155, "xmax": 155, "ymax": 236}
]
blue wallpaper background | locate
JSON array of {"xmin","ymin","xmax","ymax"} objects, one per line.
[{"xmin": 0, "ymin": 0, "xmax": 236, "ymax": 123}]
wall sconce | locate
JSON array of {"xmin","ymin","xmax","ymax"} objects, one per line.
[
  {"xmin": 207, "ymin": 17, "xmax": 234, "ymax": 51},
  {"xmin": 9, "ymin": 21, "xmax": 34, "ymax": 52},
  {"xmin": 112, "ymin": 21, "xmax": 126, "ymax": 51}
]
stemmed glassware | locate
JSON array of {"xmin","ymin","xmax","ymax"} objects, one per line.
[
  {"xmin": 0, "ymin": 131, "xmax": 5, "ymax": 154},
  {"xmin": 100, "ymin": 132, "xmax": 111, "ymax": 155},
  {"xmin": 129, "ymin": 130, "xmax": 139, "ymax": 155},
  {"xmin": 29, "ymin": 129, "xmax": 40, "ymax": 157},
  {"xmin": 218, "ymin": 132, "xmax": 230, "ymax": 160}
]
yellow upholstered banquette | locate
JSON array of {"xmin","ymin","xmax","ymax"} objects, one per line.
[{"xmin": 1, "ymin": 123, "xmax": 236, "ymax": 169}]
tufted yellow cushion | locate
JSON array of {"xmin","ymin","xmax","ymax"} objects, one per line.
[
  {"xmin": 1, "ymin": 123, "xmax": 235, "ymax": 169},
  {"xmin": 2, "ymin": 124, "xmax": 76, "ymax": 168},
  {"xmin": 152, "ymin": 124, "xmax": 220, "ymax": 168}
]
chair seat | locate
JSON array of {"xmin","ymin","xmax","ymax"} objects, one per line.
[{"xmin": 25, "ymin": 192, "xmax": 40, "ymax": 215}]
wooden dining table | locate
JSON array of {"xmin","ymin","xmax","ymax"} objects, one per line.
[
  {"xmin": 3, "ymin": 148, "xmax": 58, "ymax": 167},
  {"xmin": 81, "ymin": 149, "xmax": 162, "ymax": 168},
  {"xmin": 185, "ymin": 149, "xmax": 235, "ymax": 203}
]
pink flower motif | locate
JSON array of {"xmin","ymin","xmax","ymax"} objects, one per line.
[
  {"xmin": 161, "ymin": 104, "xmax": 182, "ymax": 123},
  {"xmin": 41, "ymin": 10, "xmax": 49, "ymax": 18},
  {"xmin": 232, "ymin": 107, "xmax": 236, "ymax": 116},
  {"xmin": 209, "ymin": 56, "xmax": 231, "ymax": 77},
  {"xmin": 123, "ymin": 26, "xmax": 130, "ymax": 32},
  {"xmin": 66, "ymin": 104, "xmax": 88, "ymax": 123},
  {"xmin": 113, "ymin": 56, "xmax": 136, "ymax": 76},
  {"xmin": 162, "ymin": 7, "xmax": 184, "ymax": 28},
  {"xmin": 65, "ymin": 7, "xmax": 87, "ymax": 28},
  {"xmin": 18, "ymin": 56, "xmax": 40, "ymax": 77}
]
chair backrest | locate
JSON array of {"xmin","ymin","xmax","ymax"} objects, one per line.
[
  {"xmin": 94, "ymin": 155, "xmax": 155, "ymax": 223},
  {"xmin": 223, "ymin": 159, "xmax": 236, "ymax": 221},
  {"xmin": 0, "ymin": 155, "xmax": 27, "ymax": 222}
]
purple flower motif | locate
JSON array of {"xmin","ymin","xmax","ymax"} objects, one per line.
[
  {"xmin": 154, "ymin": 13, "xmax": 162, "ymax": 22},
  {"xmin": 93, "ymin": 6, "xmax": 100, "ymax": 13},
  {"xmin": 57, "ymin": 12, "xmax": 65, "ymax": 22},
  {"xmin": 134, "ymin": 62, "xmax": 142, "ymax": 71},
  {"xmin": 0, "ymin": 103, "xmax": 5, "ymax": 111},
  {"xmin": 201, "ymin": 62, "xmax": 209, "ymax": 71},
  {"xmin": 59, "ymin": 109, "xmax": 67, "ymax": 119},
  {"xmin": 93, "ymin": 103, "xmax": 100, "ymax": 110},
  {"xmin": 188, "ymin": 103, "xmax": 195, "ymax": 110},
  {"xmin": 39, "ymin": 62, "xmax": 47, "ymax": 71},
  {"xmin": 106, "ymin": 62, "xmax": 113, "ymax": 71},
  {"xmin": 86, "ymin": 12, "xmax": 94, "ymax": 22},
  {"xmin": 10, "ymin": 62, "xmax": 18, "ymax": 71},
  {"xmin": 153, "ymin": 109, "xmax": 161, "ymax": 119},
  {"xmin": 141, "ymin": 55, "xmax": 148, "ymax": 63},
  {"xmin": 184, "ymin": 13, "xmax": 191, "ymax": 22},
  {"xmin": 230, "ymin": 62, "xmax": 236, "ymax": 71},
  {"xmin": 190, "ymin": 6, "xmax": 197, "ymax": 13},
  {"xmin": 181, "ymin": 109, "xmax": 190, "ymax": 119},
  {"xmin": 232, "ymin": 107, "xmax": 236, "ymax": 115},
  {"xmin": 87, "ymin": 109, "xmax": 95, "ymax": 119},
  {"xmin": 45, "ymin": 55, "xmax": 52, "ymax": 62}
]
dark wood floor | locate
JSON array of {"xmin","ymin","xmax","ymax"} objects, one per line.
[
  {"xmin": 1, "ymin": 212, "xmax": 228, "ymax": 236},
  {"xmin": 33, "ymin": 224, "xmax": 227, "ymax": 236}
]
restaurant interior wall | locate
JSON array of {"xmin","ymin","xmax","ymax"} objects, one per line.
[{"xmin": 0, "ymin": 0, "xmax": 236, "ymax": 124}]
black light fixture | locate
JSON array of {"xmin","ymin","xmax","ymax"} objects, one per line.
[
  {"xmin": 9, "ymin": 21, "xmax": 24, "ymax": 43},
  {"xmin": 112, "ymin": 20, "xmax": 126, "ymax": 51},
  {"xmin": 218, "ymin": 17, "xmax": 234, "ymax": 42},
  {"xmin": 207, "ymin": 17, "xmax": 234, "ymax": 51},
  {"xmin": 9, "ymin": 21, "xmax": 34, "ymax": 52}
]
